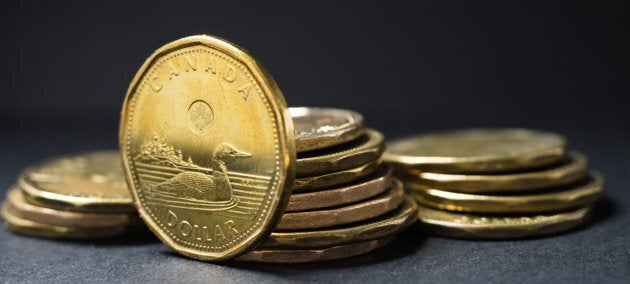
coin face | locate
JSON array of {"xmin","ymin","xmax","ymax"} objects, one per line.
[
  {"xmin": 417, "ymin": 205, "xmax": 591, "ymax": 239},
  {"xmin": 384, "ymin": 128, "xmax": 566, "ymax": 173},
  {"xmin": 18, "ymin": 151, "xmax": 132, "ymax": 213},
  {"xmin": 410, "ymin": 171, "xmax": 603, "ymax": 214},
  {"xmin": 119, "ymin": 35, "xmax": 295, "ymax": 261},
  {"xmin": 291, "ymin": 107, "xmax": 364, "ymax": 152}
]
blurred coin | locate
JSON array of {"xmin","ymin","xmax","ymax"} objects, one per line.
[
  {"xmin": 235, "ymin": 236, "xmax": 393, "ymax": 263},
  {"xmin": 384, "ymin": 128, "xmax": 566, "ymax": 173},
  {"xmin": 407, "ymin": 151, "xmax": 587, "ymax": 193},
  {"xmin": 292, "ymin": 161, "xmax": 380, "ymax": 192},
  {"xmin": 296, "ymin": 129, "xmax": 384, "ymax": 176},
  {"xmin": 276, "ymin": 180, "xmax": 405, "ymax": 230},
  {"xmin": 6, "ymin": 187, "xmax": 141, "ymax": 228},
  {"xmin": 18, "ymin": 151, "xmax": 134, "ymax": 213},
  {"xmin": 286, "ymin": 165, "xmax": 392, "ymax": 212},
  {"xmin": 291, "ymin": 107, "xmax": 364, "ymax": 152},
  {"xmin": 1, "ymin": 203, "xmax": 129, "ymax": 239},
  {"xmin": 416, "ymin": 205, "xmax": 591, "ymax": 239},
  {"xmin": 263, "ymin": 196, "xmax": 417, "ymax": 248}
]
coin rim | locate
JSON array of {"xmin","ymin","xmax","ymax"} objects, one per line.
[
  {"xmin": 410, "ymin": 171, "xmax": 603, "ymax": 213},
  {"xmin": 295, "ymin": 129, "xmax": 385, "ymax": 176},
  {"xmin": 384, "ymin": 128, "xmax": 567, "ymax": 173},
  {"xmin": 291, "ymin": 107, "xmax": 365, "ymax": 152},
  {"xmin": 118, "ymin": 35, "xmax": 295, "ymax": 261}
]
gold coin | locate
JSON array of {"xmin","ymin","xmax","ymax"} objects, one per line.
[
  {"xmin": 6, "ymin": 187, "xmax": 142, "ymax": 228},
  {"xmin": 292, "ymin": 160, "xmax": 380, "ymax": 192},
  {"xmin": 407, "ymin": 151, "xmax": 587, "ymax": 193},
  {"xmin": 291, "ymin": 107, "xmax": 364, "ymax": 152},
  {"xmin": 119, "ymin": 35, "xmax": 295, "ymax": 261},
  {"xmin": 296, "ymin": 129, "xmax": 385, "ymax": 176},
  {"xmin": 18, "ymin": 151, "xmax": 133, "ymax": 213},
  {"xmin": 263, "ymin": 196, "xmax": 417, "ymax": 248},
  {"xmin": 1, "ymin": 203, "xmax": 129, "ymax": 239},
  {"xmin": 234, "ymin": 237, "xmax": 393, "ymax": 263},
  {"xmin": 276, "ymin": 180, "xmax": 405, "ymax": 230},
  {"xmin": 410, "ymin": 171, "xmax": 603, "ymax": 213},
  {"xmin": 286, "ymin": 165, "xmax": 392, "ymax": 212},
  {"xmin": 384, "ymin": 128, "xmax": 566, "ymax": 173},
  {"xmin": 417, "ymin": 205, "xmax": 592, "ymax": 239}
]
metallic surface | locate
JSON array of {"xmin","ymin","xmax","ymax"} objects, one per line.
[
  {"xmin": 296, "ymin": 129, "xmax": 385, "ymax": 176},
  {"xmin": 6, "ymin": 187, "xmax": 141, "ymax": 228},
  {"xmin": 292, "ymin": 161, "xmax": 380, "ymax": 192},
  {"xmin": 410, "ymin": 171, "xmax": 604, "ymax": 213},
  {"xmin": 234, "ymin": 237, "xmax": 393, "ymax": 263},
  {"xmin": 1, "ymin": 204, "xmax": 129, "ymax": 239},
  {"xmin": 384, "ymin": 128, "xmax": 566, "ymax": 173},
  {"xmin": 291, "ymin": 107, "xmax": 364, "ymax": 153},
  {"xmin": 407, "ymin": 151, "xmax": 588, "ymax": 192},
  {"xmin": 286, "ymin": 165, "xmax": 392, "ymax": 212},
  {"xmin": 417, "ymin": 205, "xmax": 592, "ymax": 239},
  {"xmin": 263, "ymin": 196, "xmax": 417, "ymax": 248},
  {"xmin": 18, "ymin": 151, "xmax": 133, "ymax": 213},
  {"xmin": 275, "ymin": 180, "xmax": 405, "ymax": 230},
  {"xmin": 119, "ymin": 35, "xmax": 295, "ymax": 261}
]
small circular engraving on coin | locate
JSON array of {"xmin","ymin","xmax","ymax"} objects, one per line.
[{"xmin": 188, "ymin": 100, "xmax": 214, "ymax": 134}]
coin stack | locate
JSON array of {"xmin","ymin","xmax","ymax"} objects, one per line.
[
  {"xmin": 236, "ymin": 107, "xmax": 418, "ymax": 263},
  {"xmin": 384, "ymin": 128, "xmax": 604, "ymax": 239},
  {"xmin": 1, "ymin": 151, "xmax": 144, "ymax": 239}
]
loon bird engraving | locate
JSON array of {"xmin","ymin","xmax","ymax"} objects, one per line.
[{"xmin": 152, "ymin": 143, "xmax": 251, "ymax": 201}]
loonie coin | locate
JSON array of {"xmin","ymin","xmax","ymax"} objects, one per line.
[
  {"xmin": 291, "ymin": 107, "xmax": 364, "ymax": 152},
  {"xmin": 296, "ymin": 129, "xmax": 385, "ymax": 176},
  {"xmin": 18, "ymin": 151, "xmax": 133, "ymax": 213},
  {"xmin": 384, "ymin": 128, "xmax": 566, "ymax": 173},
  {"xmin": 275, "ymin": 180, "xmax": 405, "ymax": 230},
  {"xmin": 292, "ymin": 161, "xmax": 380, "ymax": 192},
  {"xmin": 286, "ymin": 165, "xmax": 392, "ymax": 212},
  {"xmin": 119, "ymin": 35, "xmax": 295, "ymax": 261},
  {"xmin": 410, "ymin": 171, "xmax": 604, "ymax": 214},
  {"xmin": 1, "ymin": 203, "xmax": 129, "ymax": 239},
  {"xmin": 407, "ymin": 151, "xmax": 587, "ymax": 193},
  {"xmin": 6, "ymin": 187, "xmax": 141, "ymax": 228},
  {"xmin": 416, "ymin": 205, "xmax": 592, "ymax": 239},
  {"xmin": 234, "ymin": 237, "xmax": 393, "ymax": 263},
  {"xmin": 263, "ymin": 196, "xmax": 417, "ymax": 248}
]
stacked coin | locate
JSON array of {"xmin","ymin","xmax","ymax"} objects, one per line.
[
  {"xmin": 384, "ymin": 128, "xmax": 604, "ymax": 239},
  {"xmin": 1, "ymin": 151, "xmax": 144, "ymax": 239},
  {"xmin": 236, "ymin": 107, "xmax": 418, "ymax": 263}
]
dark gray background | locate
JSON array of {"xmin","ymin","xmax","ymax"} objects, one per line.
[{"xmin": 1, "ymin": 1, "xmax": 628, "ymax": 283}]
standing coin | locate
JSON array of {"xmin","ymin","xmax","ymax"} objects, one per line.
[
  {"xmin": 119, "ymin": 35, "xmax": 295, "ymax": 261},
  {"xmin": 296, "ymin": 129, "xmax": 385, "ymax": 176},
  {"xmin": 291, "ymin": 107, "xmax": 364, "ymax": 152},
  {"xmin": 384, "ymin": 128, "xmax": 566, "ymax": 173},
  {"xmin": 18, "ymin": 151, "xmax": 133, "ymax": 213},
  {"xmin": 407, "ymin": 151, "xmax": 587, "ymax": 193},
  {"xmin": 416, "ymin": 205, "xmax": 592, "ymax": 239}
]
